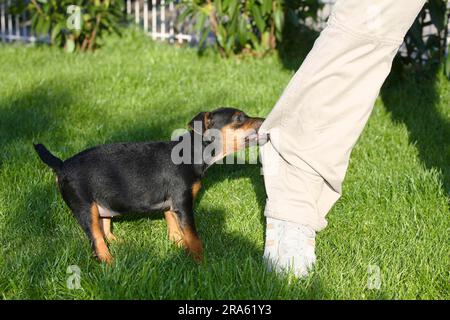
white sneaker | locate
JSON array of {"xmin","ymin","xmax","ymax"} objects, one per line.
[{"xmin": 263, "ymin": 217, "xmax": 316, "ymax": 277}]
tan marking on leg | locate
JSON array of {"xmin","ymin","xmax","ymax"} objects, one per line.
[
  {"xmin": 183, "ymin": 226, "xmax": 203, "ymax": 263},
  {"xmin": 91, "ymin": 203, "xmax": 113, "ymax": 264},
  {"xmin": 164, "ymin": 211, "xmax": 203, "ymax": 262},
  {"xmin": 192, "ymin": 181, "xmax": 202, "ymax": 199},
  {"xmin": 164, "ymin": 211, "xmax": 184, "ymax": 246},
  {"xmin": 100, "ymin": 217, "xmax": 118, "ymax": 243}
]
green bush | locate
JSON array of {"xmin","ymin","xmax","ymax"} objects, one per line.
[
  {"xmin": 402, "ymin": 0, "xmax": 448, "ymax": 69},
  {"xmin": 12, "ymin": 0, "xmax": 124, "ymax": 52},
  {"xmin": 178, "ymin": 0, "xmax": 322, "ymax": 57}
]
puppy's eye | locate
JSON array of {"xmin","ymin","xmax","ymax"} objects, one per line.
[{"xmin": 233, "ymin": 113, "xmax": 245, "ymax": 123}]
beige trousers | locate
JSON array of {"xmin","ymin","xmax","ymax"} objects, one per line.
[{"xmin": 260, "ymin": 0, "xmax": 426, "ymax": 231}]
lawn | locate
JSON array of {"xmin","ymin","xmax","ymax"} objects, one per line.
[{"xmin": 0, "ymin": 30, "xmax": 448, "ymax": 299}]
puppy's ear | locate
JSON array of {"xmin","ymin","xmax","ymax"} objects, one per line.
[{"xmin": 188, "ymin": 112, "xmax": 211, "ymax": 132}]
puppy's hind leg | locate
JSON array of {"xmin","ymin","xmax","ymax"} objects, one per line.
[
  {"xmin": 58, "ymin": 181, "xmax": 113, "ymax": 264},
  {"xmin": 70, "ymin": 203, "xmax": 113, "ymax": 264},
  {"xmin": 164, "ymin": 210, "xmax": 184, "ymax": 246},
  {"xmin": 89, "ymin": 203, "xmax": 113, "ymax": 264},
  {"xmin": 178, "ymin": 211, "xmax": 203, "ymax": 263},
  {"xmin": 100, "ymin": 217, "xmax": 119, "ymax": 243},
  {"xmin": 172, "ymin": 196, "xmax": 203, "ymax": 263}
]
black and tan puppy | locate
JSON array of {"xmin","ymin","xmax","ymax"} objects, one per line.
[{"xmin": 34, "ymin": 108, "xmax": 264, "ymax": 264}]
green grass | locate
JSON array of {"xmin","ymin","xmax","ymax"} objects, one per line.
[{"xmin": 0, "ymin": 30, "xmax": 449, "ymax": 299}]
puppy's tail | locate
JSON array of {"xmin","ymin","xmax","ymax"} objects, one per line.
[{"xmin": 33, "ymin": 143, "xmax": 63, "ymax": 172}]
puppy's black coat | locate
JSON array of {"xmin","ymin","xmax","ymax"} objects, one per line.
[{"xmin": 34, "ymin": 107, "xmax": 263, "ymax": 263}]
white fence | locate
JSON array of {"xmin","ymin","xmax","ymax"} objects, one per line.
[
  {"xmin": 126, "ymin": 0, "xmax": 193, "ymax": 43},
  {"xmin": 0, "ymin": 0, "xmax": 34, "ymax": 42},
  {"xmin": 0, "ymin": 0, "xmax": 194, "ymax": 43}
]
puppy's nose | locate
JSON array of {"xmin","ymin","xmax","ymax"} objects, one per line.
[
  {"xmin": 250, "ymin": 118, "xmax": 269, "ymax": 145},
  {"xmin": 252, "ymin": 118, "xmax": 265, "ymax": 132}
]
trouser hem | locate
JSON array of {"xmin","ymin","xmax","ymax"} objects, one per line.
[{"xmin": 264, "ymin": 202, "xmax": 328, "ymax": 232}]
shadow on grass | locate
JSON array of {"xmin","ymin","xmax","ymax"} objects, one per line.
[
  {"xmin": 381, "ymin": 62, "xmax": 450, "ymax": 194},
  {"xmin": 0, "ymin": 181, "xmax": 85, "ymax": 298},
  {"xmin": 0, "ymin": 81, "xmax": 74, "ymax": 159}
]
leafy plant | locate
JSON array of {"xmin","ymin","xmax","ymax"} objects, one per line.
[
  {"xmin": 11, "ymin": 0, "xmax": 124, "ymax": 52},
  {"xmin": 178, "ymin": 0, "xmax": 321, "ymax": 57},
  {"xmin": 284, "ymin": 0, "xmax": 323, "ymax": 26},
  {"xmin": 403, "ymin": 0, "xmax": 449, "ymax": 69}
]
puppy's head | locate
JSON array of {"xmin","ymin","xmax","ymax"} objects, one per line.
[{"xmin": 188, "ymin": 107, "xmax": 264, "ymax": 159}]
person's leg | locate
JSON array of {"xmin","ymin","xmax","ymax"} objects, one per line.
[{"xmin": 260, "ymin": 0, "xmax": 426, "ymax": 277}]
